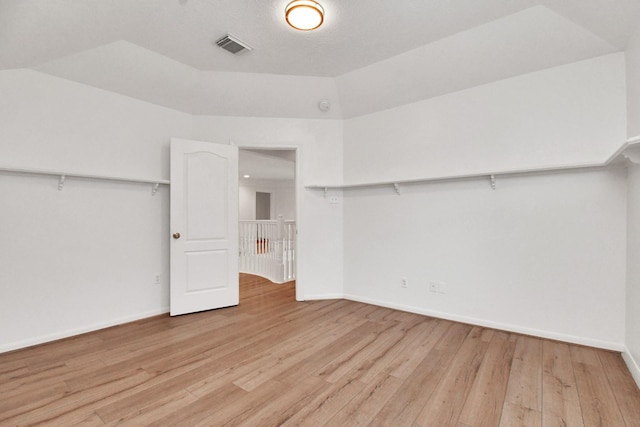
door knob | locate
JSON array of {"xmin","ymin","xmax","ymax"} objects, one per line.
[{"xmin": 173, "ymin": 232, "xmax": 181, "ymax": 239}]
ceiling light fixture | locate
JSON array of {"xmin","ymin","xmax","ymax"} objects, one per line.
[{"xmin": 285, "ymin": 0, "xmax": 324, "ymax": 31}]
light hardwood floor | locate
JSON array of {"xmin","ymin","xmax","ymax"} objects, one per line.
[{"xmin": 1, "ymin": 274, "xmax": 639, "ymax": 426}]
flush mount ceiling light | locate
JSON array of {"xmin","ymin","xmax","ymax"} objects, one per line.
[{"xmin": 285, "ymin": 0, "xmax": 324, "ymax": 31}]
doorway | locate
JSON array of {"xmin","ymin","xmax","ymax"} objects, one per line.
[{"xmin": 238, "ymin": 148, "xmax": 297, "ymax": 293}]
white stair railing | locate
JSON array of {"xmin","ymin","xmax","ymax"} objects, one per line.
[{"xmin": 239, "ymin": 216, "xmax": 296, "ymax": 283}]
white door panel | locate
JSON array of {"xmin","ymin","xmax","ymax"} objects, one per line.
[{"xmin": 170, "ymin": 138, "xmax": 238, "ymax": 316}]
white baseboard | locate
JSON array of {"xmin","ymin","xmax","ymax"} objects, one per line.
[
  {"xmin": 622, "ymin": 348, "xmax": 640, "ymax": 389},
  {"xmin": 343, "ymin": 294, "xmax": 625, "ymax": 351},
  {"xmin": 4, "ymin": 294, "xmax": 629, "ymax": 358},
  {"xmin": 300, "ymin": 293, "xmax": 344, "ymax": 301},
  {"xmin": 0, "ymin": 307, "xmax": 169, "ymax": 354}
]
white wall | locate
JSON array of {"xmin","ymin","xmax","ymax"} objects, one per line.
[
  {"xmin": 0, "ymin": 69, "xmax": 343, "ymax": 352},
  {"xmin": 0, "ymin": 70, "xmax": 192, "ymax": 180},
  {"xmin": 624, "ymin": 26, "xmax": 640, "ymax": 385},
  {"xmin": 0, "ymin": 174, "xmax": 170, "ymax": 351},
  {"xmin": 341, "ymin": 54, "xmax": 629, "ymax": 349},
  {"xmin": 344, "ymin": 53, "xmax": 626, "ymax": 185},
  {"xmin": 0, "ymin": 69, "xmax": 192, "ymax": 352},
  {"xmin": 239, "ymin": 179, "xmax": 296, "ymax": 221},
  {"xmin": 626, "ymin": 164, "xmax": 640, "ymax": 383},
  {"xmin": 343, "ymin": 169, "xmax": 627, "ymax": 349},
  {"xmin": 193, "ymin": 116, "xmax": 344, "ymax": 301},
  {"xmin": 627, "ymin": 27, "xmax": 640, "ymax": 137}
]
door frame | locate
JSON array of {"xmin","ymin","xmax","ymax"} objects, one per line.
[{"xmin": 237, "ymin": 143, "xmax": 303, "ymax": 301}]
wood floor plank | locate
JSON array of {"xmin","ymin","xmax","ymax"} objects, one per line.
[
  {"xmin": 386, "ymin": 318, "xmax": 449, "ymax": 380},
  {"xmin": 458, "ymin": 331, "xmax": 517, "ymax": 427},
  {"xmin": 5, "ymin": 335, "xmax": 104, "ymax": 370},
  {"xmin": 351, "ymin": 316, "xmax": 434, "ymax": 384},
  {"xmin": 0, "ymin": 362, "xmax": 70, "ymax": 399},
  {"xmin": 184, "ymin": 350, "xmax": 272, "ymax": 398},
  {"xmin": 2, "ymin": 368, "xmax": 151, "ymax": 426},
  {"xmin": 335, "ymin": 321, "xmax": 418, "ymax": 384},
  {"xmin": 98, "ymin": 311, "xmax": 250, "ymax": 367},
  {"xmin": 223, "ymin": 377, "xmax": 327, "ymax": 427},
  {"xmin": 499, "ymin": 335, "xmax": 543, "ymax": 427},
  {"xmin": 73, "ymin": 412, "xmax": 106, "ymax": 426},
  {"xmin": 570, "ymin": 346, "xmax": 626, "ymax": 427},
  {"xmin": 542, "ymin": 340, "xmax": 584, "ymax": 427},
  {"xmin": 274, "ymin": 320, "xmax": 384, "ymax": 386},
  {"xmin": 1, "ymin": 274, "xmax": 638, "ymax": 427},
  {"xmin": 312, "ymin": 321, "xmax": 400, "ymax": 383},
  {"xmin": 0, "ymin": 358, "xmax": 27, "ymax": 379},
  {"xmin": 323, "ymin": 372, "xmax": 404, "ymax": 426},
  {"xmin": 145, "ymin": 382, "xmax": 247, "ymax": 427},
  {"xmin": 499, "ymin": 401, "xmax": 542, "ymax": 427},
  {"xmin": 279, "ymin": 376, "xmax": 366, "ymax": 426},
  {"xmin": 94, "ymin": 356, "xmax": 215, "ymax": 423},
  {"xmin": 0, "ymin": 383, "xmax": 69, "ymax": 423},
  {"xmin": 370, "ymin": 322, "xmax": 472, "ymax": 427},
  {"xmin": 231, "ymin": 310, "xmax": 372, "ymax": 391},
  {"xmin": 189, "ymin": 376, "xmax": 303, "ymax": 426},
  {"xmin": 194, "ymin": 378, "xmax": 291, "ymax": 426},
  {"xmin": 597, "ymin": 350, "xmax": 640, "ymax": 425},
  {"xmin": 103, "ymin": 389, "xmax": 198, "ymax": 426},
  {"xmin": 413, "ymin": 326, "xmax": 489, "ymax": 427}
]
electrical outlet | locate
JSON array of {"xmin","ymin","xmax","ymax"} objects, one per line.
[
  {"xmin": 401, "ymin": 277, "xmax": 408, "ymax": 288},
  {"xmin": 154, "ymin": 274, "xmax": 161, "ymax": 284},
  {"xmin": 329, "ymin": 196, "xmax": 339, "ymax": 204},
  {"xmin": 438, "ymin": 282, "xmax": 447, "ymax": 294},
  {"xmin": 428, "ymin": 281, "xmax": 438, "ymax": 293}
]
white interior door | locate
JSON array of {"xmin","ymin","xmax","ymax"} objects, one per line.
[{"xmin": 170, "ymin": 138, "xmax": 239, "ymax": 316}]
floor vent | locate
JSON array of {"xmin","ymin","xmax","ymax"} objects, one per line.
[{"xmin": 216, "ymin": 34, "xmax": 253, "ymax": 55}]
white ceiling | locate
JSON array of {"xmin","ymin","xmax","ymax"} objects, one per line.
[
  {"xmin": 1, "ymin": 0, "xmax": 639, "ymax": 118},
  {"xmin": 240, "ymin": 149, "xmax": 295, "ymax": 181}
]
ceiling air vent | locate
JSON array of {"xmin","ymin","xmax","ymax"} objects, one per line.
[{"xmin": 216, "ymin": 34, "xmax": 253, "ymax": 55}]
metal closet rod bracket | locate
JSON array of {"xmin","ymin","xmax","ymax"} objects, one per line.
[
  {"xmin": 393, "ymin": 183, "xmax": 401, "ymax": 195},
  {"xmin": 56, "ymin": 175, "xmax": 162, "ymax": 195}
]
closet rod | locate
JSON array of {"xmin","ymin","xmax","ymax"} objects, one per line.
[
  {"xmin": 0, "ymin": 166, "xmax": 170, "ymax": 194},
  {"xmin": 306, "ymin": 136, "xmax": 640, "ymax": 192}
]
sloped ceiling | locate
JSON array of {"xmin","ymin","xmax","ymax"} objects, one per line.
[{"xmin": 1, "ymin": 0, "xmax": 638, "ymax": 119}]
